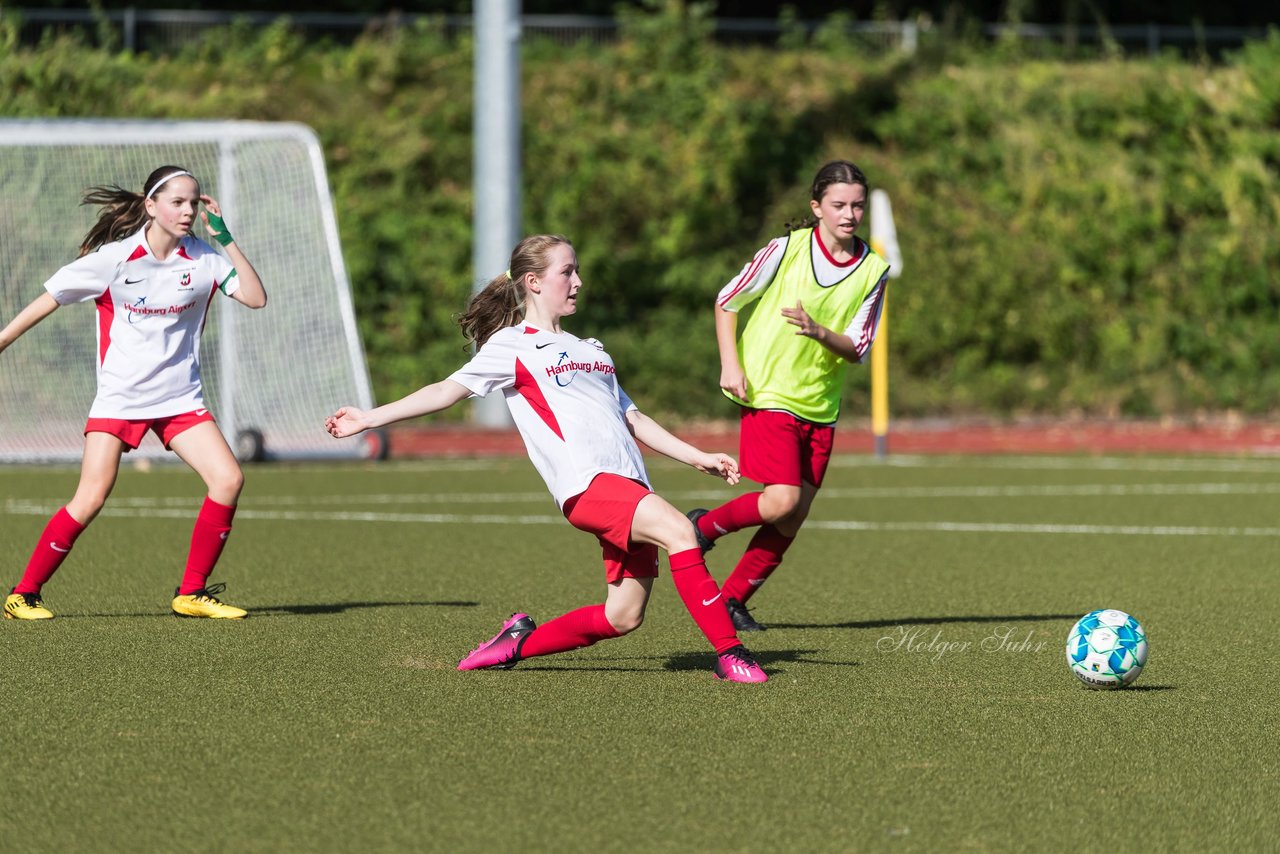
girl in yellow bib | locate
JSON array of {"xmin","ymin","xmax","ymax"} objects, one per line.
[{"xmin": 687, "ymin": 160, "xmax": 890, "ymax": 631}]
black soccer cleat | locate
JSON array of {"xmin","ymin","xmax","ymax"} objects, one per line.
[
  {"xmin": 725, "ymin": 597, "xmax": 766, "ymax": 632},
  {"xmin": 685, "ymin": 508, "xmax": 716, "ymax": 555}
]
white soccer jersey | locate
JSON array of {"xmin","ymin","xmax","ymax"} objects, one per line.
[
  {"xmin": 43, "ymin": 225, "xmax": 238, "ymax": 419},
  {"xmin": 447, "ymin": 323, "xmax": 650, "ymax": 509},
  {"xmin": 716, "ymin": 232, "xmax": 888, "ymax": 363}
]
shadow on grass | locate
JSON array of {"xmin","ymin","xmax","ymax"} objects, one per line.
[
  {"xmin": 512, "ymin": 664, "xmax": 660, "ymax": 674},
  {"xmin": 663, "ymin": 648, "xmax": 856, "ymax": 674},
  {"xmin": 1080, "ymin": 684, "xmax": 1176, "ymax": 692},
  {"xmin": 770, "ymin": 613, "xmax": 1083, "ymax": 630},
  {"xmin": 64, "ymin": 600, "xmax": 479, "ymax": 618},
  {"xmin": 516, "ymin": 649, "xmax": 852, "ymax": 675},
  {"xmin": 256, "ymin": 600, "xmax": 479, "ymax": 616}
]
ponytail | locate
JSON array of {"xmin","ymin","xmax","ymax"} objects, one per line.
[
  {"xmin": 458, "ymin": 271, "xmax": 526, "ymax": 350},
  {"xmin": 78, "ymin": 186, "xmax": 147, "ymax": 256},
  {"xmin": 457, "ymin": 234, "xmax": 573, "ymax": 349}
]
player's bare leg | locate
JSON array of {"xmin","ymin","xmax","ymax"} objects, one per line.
[{"xmin": 603, "ymin": 576, "xmax": 652, "ymax": 635}]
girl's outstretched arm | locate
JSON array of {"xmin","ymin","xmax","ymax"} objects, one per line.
[
  {"xmin": 326, "ymin": 379, "xmax": 472, "ymax": 438},
  {"xmin": 0, "ymin": 292, "xmax": 59, "ymax": 356},
  {"xmin": 624, "ymin": 409, "xmax": 740, "ymax": 485}
]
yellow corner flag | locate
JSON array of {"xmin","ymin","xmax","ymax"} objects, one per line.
[{"xmin": 869, "ymin": 189, "xmax": 903, "ymax": 459}]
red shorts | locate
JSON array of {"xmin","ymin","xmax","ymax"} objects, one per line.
[
  {"xmin": 562, "ymin": 472, "xmax": 660, "ymax": 584},
  {"xmin": 739, "ymin": 407, "xmax": 835, "ymax": 488},
  {"xmin": 84, "ymin": 409, "xmax": 215, "ymax": 451}
]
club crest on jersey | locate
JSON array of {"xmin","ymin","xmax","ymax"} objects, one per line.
[{"xmin": 180, "ymin": 272, "xmax": 191, "ymax": 286}]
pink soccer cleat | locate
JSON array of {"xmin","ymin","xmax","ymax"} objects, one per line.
[
  {"xmin": 457, "ymin": 613, "xmax": 537, "ymax": 671},
  {"xmin": 713, "ymin": 645, "xmax": 768, "ymax": 683}
]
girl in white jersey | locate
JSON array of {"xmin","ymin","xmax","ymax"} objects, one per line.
[
  {"xmin": 687, "ymin": 160, "xmax": 890, "ymax": 631},
  {"xmin": 0, "ymin": 166, "xmax": 267, "ymax": 621},
  {"xmin": 326, "ymin": 234, "xmax": 767, "ymax": 683}
]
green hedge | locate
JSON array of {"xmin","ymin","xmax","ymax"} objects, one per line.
[{"xmin": 3, "ymin": 7, "xmax": 1279, "ymax": 419}]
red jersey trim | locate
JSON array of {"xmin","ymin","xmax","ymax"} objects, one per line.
[
  {"xmin": 201, "ymin": 282, "xmax": 219, "ymax": 333},
  {"xmin": 95, "ymin": 288, "xmax": 115, "ymax": 365},
  {"xmin": 514, "ymin": 357, "xmax": 564, "ymax": 440},
  {"xmin": 718, "ymin": 239, "xmax": 780, "ymax": 307},
  {"xmin": 853, "ymin": 274, "xmax": 888, "ymax": 360},
  {"xmin": 813, "ymin": 230, "xmax": 868, "ymax": 268},
  {"xmin": 126, "ymin": 245, "xmax": 148, "ymax": 262}
]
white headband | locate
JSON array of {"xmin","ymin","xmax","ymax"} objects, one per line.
[{"xmin": 145, "ymin": 170, "xmax": 195, "ymax": 200}]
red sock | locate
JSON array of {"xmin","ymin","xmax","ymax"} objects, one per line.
[
  {"xmin": 669, "ymin": 548, "xmax": 740, "ymax": 654},
  {"xmin": 14, "ymin": 508, "xmax": 87, "ymax": 594},
  {"xmin": 697, "ymin": 493, "xmax": 764, "ymax": 543},
  {"xmin": 722, "ymin": 525, "xmax": 795, "ymax": 604},
  {"xmin": 519, "ymin": 604, "xmax": 621, "ymax": 659},
  {"xmin": 179, "ymin": 498, "xmax": 236, "ymax": 595}
]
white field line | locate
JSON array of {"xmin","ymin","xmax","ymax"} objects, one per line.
[
  {"xmin": 12, "ymin": 481, "xmax": 1280, "ymax": 510},
  {"xmin": 832, "ymin": 454, "xmax": 1280, "ymax": 473},
  {"xmin": 805, "ymin": 520, "xmax": 1280, "ymax": 537},
  {"xmin": 5, "ymin": 496, "xmax": 1280, "ymax": 538}
]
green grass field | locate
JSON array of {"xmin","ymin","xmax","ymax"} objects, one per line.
[{"xmin": 2, "ymin": 453, "xmax": 1277, "ymax": 852}]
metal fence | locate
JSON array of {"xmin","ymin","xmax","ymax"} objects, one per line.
[{"xmin": 5, "ymin": 8, "xmax": 1273, "ymax": 58}]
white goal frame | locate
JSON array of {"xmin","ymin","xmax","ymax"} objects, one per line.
[{"xmin": 0, "ymin": 119, "xmax": 377, "ymax": 462}]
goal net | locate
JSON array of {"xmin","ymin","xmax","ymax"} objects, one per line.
[{"xmin": 0, "ymin": 119, "xmax": 377, "ymax": 462}]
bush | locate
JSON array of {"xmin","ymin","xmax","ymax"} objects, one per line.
[{"xmin": 3, "ymin": 7, "xmax": 1280, "ymax": 419}]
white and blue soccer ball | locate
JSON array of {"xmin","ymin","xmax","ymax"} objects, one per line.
[{"xmin": 1066, "ymin": 609, "xmax": 1148, "ymax": 689}]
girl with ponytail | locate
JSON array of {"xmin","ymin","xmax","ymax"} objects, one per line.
[
  {"xmin": 0, "ymin": 166, "xmax": 267, "ymax": 621},
  {"xmin": 328, "ymin": 234, "xmax": 768, "ymax": 683}
]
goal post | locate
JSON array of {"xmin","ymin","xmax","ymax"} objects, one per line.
[{"xmin": 0, "ymin": 119, "xmax": 378, "ymax": 463}]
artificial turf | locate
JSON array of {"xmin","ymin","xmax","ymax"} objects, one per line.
[{"xmin": 2, "ymin": 454, "xmax": 1276, "ymax": 852}]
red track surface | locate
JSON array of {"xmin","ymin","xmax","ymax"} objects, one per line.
[{"xmin": 386, "ymin": 418, "xmax": 1280, "ymax": 458}]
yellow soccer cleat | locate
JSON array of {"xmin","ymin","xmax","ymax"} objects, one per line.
[
  {"xmin": 171, "ymin": 582, "xmax": 247, "ymax": 619},
  {"xmin": 4, "ymin": 590, "xmax": 54, "ymax": 620}
]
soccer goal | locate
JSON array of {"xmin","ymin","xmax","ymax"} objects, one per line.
[{"xmin": 0, "ymin": 119, "xmax": 379, "ymax": 463}]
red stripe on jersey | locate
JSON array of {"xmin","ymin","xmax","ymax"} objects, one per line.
[
  {"xmin": 514, "ymin": 357, "xmax": 564, "ymax": 440},
  {"xmin": 95, "ymin": 288, "xmax": 115, "ymax": 365},
  {"xmin": 177, "ymin": 246, "xmax": 193, "ymax": 260},
  {"xmin": 126, "ymin": 245, "xmax": 147, "ymax": 262},
  {"xmin": 853, "ymin": 275, "xmax": 888, "ymax": 360},
  {"xmin": 523, "ymin": 326, "xmax": 539, "ymax": 335},
  {"xmin": 718, "ymin": 241, "xmax": 779, "ymax": 307},
  {"xmin": 200, "ymin": 281, "xmax": 219, "ymax": 333}
]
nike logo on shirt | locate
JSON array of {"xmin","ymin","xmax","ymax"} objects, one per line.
[
  {"xmin": 125, "ymin": 278, "xmax": 144, "ymax": 285},
  {"xmin": 535, "ymin": 342, "xmax": 556, "ymax": 349}
]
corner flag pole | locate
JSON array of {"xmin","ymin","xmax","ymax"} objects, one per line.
[{"xmin": 868, "ymin": 189, "xmax": 903, "ymax": 460}]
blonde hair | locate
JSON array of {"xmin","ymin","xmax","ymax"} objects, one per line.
[{"xmin": 458, "ymin": 234, "xmax": 573, "ymax": 348}]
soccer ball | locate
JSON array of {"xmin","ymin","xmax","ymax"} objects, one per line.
[{"xmin": 1065, "ymin": 609, "xmax": 1148, "ymax": 689}]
